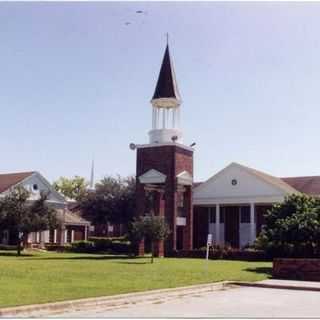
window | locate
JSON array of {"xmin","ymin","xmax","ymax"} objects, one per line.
[
  {"xmin": 240, "ymin": 206, "xmax": 250, "ymax": 223},
  {"xmin": 209, "ymin": 207, "xmax": 216, "ymax": 223},
  {"xmin": 33, "ymin": 184, "xmax": 38, "ymax": 191},
  {"xmin": 177, "ymin": 192, "xmax": 184, "ymax": 208},
  {"xmin": 220, "ymin": 207, "xmax": 225, "ymax": 223}
]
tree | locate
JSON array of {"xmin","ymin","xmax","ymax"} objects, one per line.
[
  {"xmin": 129, "ymin": 215, "xmax": 170, "ymax": 263},
  {"xmin": 0, "ymin": 186, "xmax": 59, "ymax": 256},
  {"xmin": 79, "ymin": 175, "xmax": 135, "ymax": 228},
  {"xmin": 255, "ymin": 194, "xmax": 320, "ymax": 258},
  {"xmin": 53, "ymin": 176, "xmax": 88, "ymax": 201}
]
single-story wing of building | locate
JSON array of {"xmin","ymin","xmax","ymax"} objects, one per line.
[
  {"xmin": 0, "ymin": 171, "xmax": 90, "ymax": 247},
  {"xmin": 193, "ymin": 162, "xmax": 320, "ymax": 249}
]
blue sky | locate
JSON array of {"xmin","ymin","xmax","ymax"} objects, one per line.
[{"xmin": 1, "ymin": 2, "xmax": 320, "ymax": 183}]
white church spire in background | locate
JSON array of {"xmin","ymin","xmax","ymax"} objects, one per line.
[{"xmin": 89, "ymin": 159, "xmax": 95, "ymax": 191}]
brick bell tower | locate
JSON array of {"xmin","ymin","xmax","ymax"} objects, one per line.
[{"xmin": 133, "ymin": 41, "xmax": 194, "ymax": 257}]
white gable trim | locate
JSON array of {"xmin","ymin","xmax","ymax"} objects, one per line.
[
  {"xmin": 139, "ymin": 169, "xmax": 166, "ymax": 184},
  {"xmin": 193, "ymin": 162, "xmax": 298, "ymax": 206},
  {"xmin": 31, "ymin": 172, "xmax": 67, "ymax": 204},
  {"xmin": 176, "ymin": 171, "xmax": 193, "ymax": 186},
  {"xmin": 194, "ymin": 162, "xmax": 297, "ymax": 196}
]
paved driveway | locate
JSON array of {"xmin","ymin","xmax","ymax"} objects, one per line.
[{"xmin": 59, "ymin": 285, "xmax": 320, "ymax": 318}]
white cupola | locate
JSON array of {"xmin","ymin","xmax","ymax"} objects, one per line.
[{"xmin": 149, "ymin": 43, "xmax": 183, "ymax": 144}]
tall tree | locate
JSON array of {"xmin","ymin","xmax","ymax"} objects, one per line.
[
  {"xmin": 79, "ymin": 175, "xmax": 136, "ymax": 228},
  {"xmin": 0, "ymin": 187, "xmax": 59, "ymax": 255},
  {"xmin": 53, "ymin": 176, "xmax": 88, "ymax": 201}
]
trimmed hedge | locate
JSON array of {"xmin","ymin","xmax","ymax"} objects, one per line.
[
  {"xmin": 169, "ymin": 246, "xmax": 268, "ymax": 261},
  {"xmin": 68, "ymin": 237, "xmax": 133, "ymax": 254},
  {"xmin": 0, "ymin": 244, "xmax": 17, "ymax": 251},
  {"xmin": 45, "ymin": 244, "xmax": 70, "ymax": 252}
]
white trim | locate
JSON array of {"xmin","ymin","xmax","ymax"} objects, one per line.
[
  {"xmin": 139, "ymin": 169, "xmax": 167, "ymax": 184},
  {"xmin": 136, "ymin": 142, "xmax": 194, "ymax": 152},
  {"xmin": 151, "ymin": 97, "xmax": 181, "ymax": 108},
  {"xmin": 176, "ymin": 171, "xmax": 193, "ymax": 186},
  {"xmin": 193, "ymin": 195, "xmax": 285, "ymax": 206}
]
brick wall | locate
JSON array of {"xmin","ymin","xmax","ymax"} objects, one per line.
[
  {"xmin": 273, "ymin": 258, "xmax": 320, "ymax": 281},
  {"xmin": 136, "ymin": 145, "xmax": 193, "ymax": 255}
]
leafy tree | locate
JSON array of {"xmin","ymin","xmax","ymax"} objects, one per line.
[
  {"xmin": 255, "ymin": 194, "xmax": 320, "ymax": 258},
  {"xmin": 0, "ymin": 187, "xmax": 59, "ymax": 256},
  {"xmin": 79, "ymin": 175, "xmax": 135, "ymax": 228},
  {"xmin": 53, "ymin": 176, "xmax": 88, "ymax": 201},
  {"xmin": 129, "ymin": 215, "xmax": 170, "ymax": 263}
]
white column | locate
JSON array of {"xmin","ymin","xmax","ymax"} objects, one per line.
[
  {"xmin": 250, "ymin": 203, "xmax": 256, "ymax": 244},
  {"xmin": 215, "ymin": 204, "xmax": 220, "ymax": 244},
  {"xmin": 54, "ymin": 230, "xmax": 57, "ymax": 243},
  {"xmin": 64, "ymin": 229, "xmax": 68, "ymax": 243},
  {"xmin": 84, "ymin": 226, "xmax": 88, "ymax": 240},
  {"xmin": 71, "ymin": 230, "xmax": 75, "ymax": 243},
  {"xmin": 162, "ymin": 109, "xmax": 165, "ymax": 128},
  {"xmin": 152, "ymin": 107, "xmax": 155, "ymax": 129},
  {"xmin": 172, "ymin": 109, "xmax": 176, "ymax": 128}
]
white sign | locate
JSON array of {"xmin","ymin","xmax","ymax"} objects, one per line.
[
  {"xmin": 206, "ymin": 234, "xmax": 213, "ymax": 260},
  {"xmin": 207, "ymin": 234, "xmax": 213, "ymax": 245}
]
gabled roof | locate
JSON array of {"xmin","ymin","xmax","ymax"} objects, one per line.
[
  {"xmin": 0, "ymin": 171, "xmax": 35, "ymax": 193},
  {"xmin": 152, "ymin": 44, "xmax": 181, "ymax": 102},
  {"xmin": 281, "ymin": 176, "xmax": 320, "ymax": 196},
  {"xmin": 56, "ymin": 209, "xmax": 90, "ymax": 226},
  {"xmin": 237, "ymin": 163, "xmax": 299, "ymax": 195}
]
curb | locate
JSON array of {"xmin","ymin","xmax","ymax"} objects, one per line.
[
  {"xmin": 0, "ymin": 281, "xmax": 232, "ymax": 317},
  {"xmin": 229, "ymin": 281, "xmax": 320, "ymax": 292}
]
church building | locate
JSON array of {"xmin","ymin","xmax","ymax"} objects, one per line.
[{"xmin": 134, "ymin": 42, "xmax": 320, "ymax": 255}]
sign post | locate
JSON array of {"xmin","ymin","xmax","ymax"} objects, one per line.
[{"xmin": 206, "ymin": 234, "xmax": 212, "ymax": 260}]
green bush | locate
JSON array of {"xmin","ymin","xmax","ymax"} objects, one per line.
[
  {"xmin": 89, "ymin": 238, "xmax": 112, "ymax": 252},
  {"xmin": 70, "ymin": 240, "xmax": 95, "ymax": 253},
  {"xmin": 45, "ymin": 244, "xmax": 70, "ymax": 252},
  {"xmin": 255, "ymin": 194, "xmax": 320, "ymax": 258},
  {"xmin": 110, "ymin": 240, "xmax": 132, "ymax": 254},
  {"xmin": 0, "ymin": 244, "xmax": 17, "ymax": 251}
]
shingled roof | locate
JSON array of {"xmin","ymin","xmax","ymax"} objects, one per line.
[
  {"xmin": 281, "ymin": 176, "xmax": 320, "ymax": 196},
  {"xmin": 152, "ymin": 44, "xmax": 181, "ymax": 102},
  {"xmin": 0, "ymin": 171, "xmax": 34, "ymax": 193}
]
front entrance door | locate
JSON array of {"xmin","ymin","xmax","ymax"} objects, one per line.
[{"xmin": 224, "ymin": 206, "xmax": 240, "ymax": 248}]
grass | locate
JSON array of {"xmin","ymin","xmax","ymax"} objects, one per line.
[{"xmin": 0, "ymin": 250, "xmax": 272, "ymax": 308}]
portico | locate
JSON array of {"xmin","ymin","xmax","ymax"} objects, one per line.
[{"xmin": 193, "ymin": 162, "xmax": 298, "ymax": 249}]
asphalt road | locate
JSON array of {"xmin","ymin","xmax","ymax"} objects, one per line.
[{"xmin": 57, "ymin": 285, "xmax": 320, "ymax": 318}]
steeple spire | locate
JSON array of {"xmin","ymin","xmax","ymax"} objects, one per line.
[
  {"xmin": 151, "ymin": 42, "xmax": 181, "ymax": 105},
  {"xmin": 149, "ymin": 39, "xmax": 183, "ymax": 144}
]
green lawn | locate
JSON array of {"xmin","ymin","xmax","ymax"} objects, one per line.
[{"xmin": 0, "ymin": 250, "xmax": 271, "ymax": 308}]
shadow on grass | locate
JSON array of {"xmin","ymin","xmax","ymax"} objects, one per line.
[
  {"xmin": 115, "ymin": 260, "xmax": 151, "ymax": 265},
  {"xmin": 23, "ymin": 254, "xmax": 147, "ymax": 261},
  {"xmin": 245, "ymin": 267, "xmax": 272, "ymax": 277}
]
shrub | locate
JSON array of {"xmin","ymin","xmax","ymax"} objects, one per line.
[
  {"xmin": 70, "ymin": 240, "xmax": 95, "ymax": 253},
  {"xmin": 110, "ymin": 240, "xmax": 132, "ymax": 254},
  {"xmin": 0, "ymin": 244, "xmax": 17, "ymax": 251},
  {"xmin": 89, "ymin": 237, "xmax": 112, "ymax": 252},
  {"xmin": 255, "ymin": 194, "xmax": 320, "ymax": 258},
  {"xmin": 45, "ymin": 244, "xmax": 70, "ymax": 252}
]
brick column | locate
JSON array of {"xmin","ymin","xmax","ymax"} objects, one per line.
[{"xmin": 155, "ymin": 190, "xmax": 165, "ymax": 257}]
